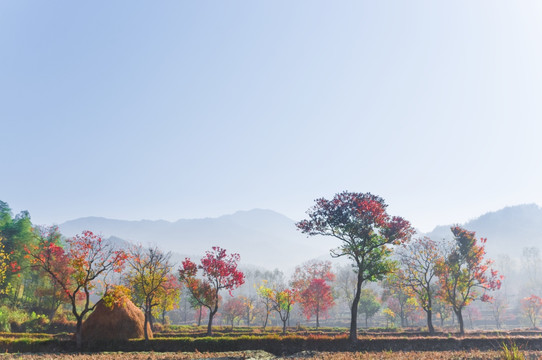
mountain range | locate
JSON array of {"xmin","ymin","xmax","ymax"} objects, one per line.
[
  {"xmin": 59, "ymin": 209, "xmax": 335, "ymax": 271},
  {"xmin": 424, "ymin": 203, "xmax": 542, "ymax": 260},
  {"xmin": 59, "ymin": 204, "xmax": 542, "ymax": 270}
]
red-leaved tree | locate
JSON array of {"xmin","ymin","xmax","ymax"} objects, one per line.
[
  {"xmin": 292, "ymin": 260, "xmax": 335, "ymax": 328},
  {"xmin": 222, "ymin": 297, "xmax": 245, "ymax": 328},
  {"xmin": 178, "ymin": 247, "xmax": 244, "ymax": 335},
  {"xmin": 297, "ymin": 191, "xmax": 414, "ymax": 341},
  {"xmin": 521, "ymin": 295, "xmax": 542, "ymax": 328},
  {"xmin": 25, "ymin": 230, "xmax": 128, "ymax": 348},
  {"xmin": 300, "ymin": 278, "xmax": 334, "ymax": 328},
  {"xmin": 435, "ymin": 226, "xmax": 502, "ymax": 334}
]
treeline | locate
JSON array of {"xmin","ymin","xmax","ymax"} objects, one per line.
[{"xmin": 0, "ymin": 194, "xmax": 541, "ymax": 346}]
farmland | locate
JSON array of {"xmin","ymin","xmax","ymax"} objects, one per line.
[{"xmin": 1, "ymin": 326, "xmax": 542, "ymax": 359}]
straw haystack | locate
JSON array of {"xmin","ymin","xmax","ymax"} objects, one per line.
[{"xmin": 81, "ymin": 297, "xmax": 152, "ymax": 342}]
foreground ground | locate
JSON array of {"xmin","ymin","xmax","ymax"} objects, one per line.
[{"xmin": 1, "ymin": 350, "xmax": 542, "ymax": 359}]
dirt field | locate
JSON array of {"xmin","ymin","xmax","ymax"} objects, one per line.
[{"xmin": 1, "ymin": 350, "xmax": 542, "ymax": 360}]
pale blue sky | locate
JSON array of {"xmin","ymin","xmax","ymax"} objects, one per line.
[{"xmin": 2, "ymin": 1, "xmax": 542, "ymax": 232}]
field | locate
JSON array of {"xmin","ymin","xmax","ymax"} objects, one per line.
[
  {"xmin": 2, "ymin": 326, "xmax": 542, "ymax": 359},
  {"xmin": 3, "ymin": 350, "xmax": 542, "ymax": 359}
]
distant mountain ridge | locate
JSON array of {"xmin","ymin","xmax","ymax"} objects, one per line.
[
  {"xmin": 424, "ymin": 203, "xmax": 542, "ymax": 258},
  {"xmin": 59, "ymin": 209, "xmax": 334, "ymax": 270},
  {"xmin": 59, "ymin": 204, "xmax": 542, "ymax": 270}
]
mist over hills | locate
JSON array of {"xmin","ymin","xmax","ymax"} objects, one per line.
[
  {"xmin": 424, "ymin": 203, "xmax": 542, "ymax": 259},
  {"xmin": 59, "ymin": 209, "xmax": 335, "ymax": 270},
  {"xmin": 59, "ymin": 204, "xmax": 542, "ymax": 270}
]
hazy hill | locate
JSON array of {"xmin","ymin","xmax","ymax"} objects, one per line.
[
  {"xmin": 59, "ymin": 204, "xmax": 542, "ymax": 270},
  {"xmin": 59, "ymin": 209, "xmax": 335, "ymax": 270},
  {"xmin": 424, "ymin": 203, "xmax": 542, "ymax": 259}
]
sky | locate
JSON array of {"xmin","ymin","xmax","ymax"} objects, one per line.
[{"xmin": 2, "ymin": 1, "xmax": 542, "ymax": 233}]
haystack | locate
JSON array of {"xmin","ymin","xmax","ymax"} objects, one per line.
[{"xmin": 81, "ymin": 297, "xmax": 152, "ymax": 342}]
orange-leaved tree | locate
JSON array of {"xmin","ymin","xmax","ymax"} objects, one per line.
[
  {"xmin": 297, "ymin": 191, "xmax": 414, "ymax": 341},
  {"xmin": 435, "ymin": 226, "xmax": 502, "ymax": 334},
  {"xmin": 178, "ymin": 246, "xmax": 244, "ymax": 335},
  {"xmin": 25, "ymin": 230, "xmax": 128, "ymax": 348}
]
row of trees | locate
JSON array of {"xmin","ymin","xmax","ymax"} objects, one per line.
[
  {"xmin": 296, "ymin": 192, "xmax": 502, "ymax": 339},
  {"xmin": 0, "ymin": 193, "xmax": 503, "ymax": 347}
]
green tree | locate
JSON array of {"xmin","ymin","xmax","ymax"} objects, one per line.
[
  {"xmin": 0, "ymin": 201, "xmax": 34, "ymax": 305},
  {"xmin": 358, "ymin": 288, "xmax": 381, "ymax": 328},
  {"xmin": 297, "ymin": 191, "xmax": 414, "ymax": 341}
]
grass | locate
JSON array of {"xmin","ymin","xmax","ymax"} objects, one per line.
[{"xmin": 500, "ymin": 342, "xmax": 526, "ymax": 360}]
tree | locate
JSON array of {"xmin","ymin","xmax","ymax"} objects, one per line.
[
  {"xmin": 29, "ymin": 226, "xmax": 69, "ymax": 320},
  {"xmin": 125, "ymin": 245, "xmax": 173, "ymax": 340},
  {"xmin": 292, "ymin": 260, "xmax": 335, "ymax": 328},
  {"xmin": 222, "ymin": 297, "xmax": 245, "ymax": 328},
  {"xmin": 0, "ymin": 201, "xmax": 34, "ymax": 305},
  {"xmin": 434, "ymin": 226, "xmax": 502, "ymax": 334},
  {"xmin": 0, "ymin": 236, "xmax": 10, "ymax": 295},
  {"xmin": 358, "ymin": 288, "xmax": 380, "ymax": 328},
  {"xmin": 25, "ymin": 230, "xmax": 127, "ymax": 348},
  {"xmin": 382, "ymin": 273, "xmax": 418, "ymax": 327},
  {"xmin": 239, "ymin": 295, "xmax": 257, "ymax": 327},
  {"xmin": 297, "ymin": 191, "xmax": 414, "ymax": 341},
  {"xmin": 256, "ymin": 283, "xmax": 274, "ymax": 329},
  {"xmin": 397, "ymin": 237, "xmax": 441, "ymax": 333},
  {"xmin": 153, "ymin": 274, "xmax": 181, "ymax": 325},
  {"xmin": 269, "ymin": 287, "xmax": 296, "ymax": 334},
  {"xmin": 522, "ymin": 247, "xmax": 541, "ymax": 293},
  {"xmin": 521, "ymin": 295, "xmax": 542, "ymax": 328},
  {"xmin": 433, "ymin": 295, "xmax": 452, "ymax": 328},
  {"xmin": 299, "ymin": 278, "xmax": 334, "ymax": 328},
  {"xmin": 178, "ymin": 247, "xmax": 244, "ymax": 335},
  {"xmin": 490, "ymin": 291, "xmax": 508, "ymax": 329}
]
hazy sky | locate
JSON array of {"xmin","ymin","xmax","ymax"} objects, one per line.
[{"xmin": 2, "ymin": 1, "xmax": 542, "ymax": 232}]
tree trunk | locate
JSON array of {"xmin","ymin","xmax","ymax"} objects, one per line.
[
  {"xmin": 316, "ymin": 311, "xmax": 319, "ymax": 329},
  {"xmin": 282, "ymin": 319, "xmax": 287, "ymax": 334},
  {"xmin": 263, "ymin": 311, "xmax": 269, "ymax": 329},
  {"xmin": 207, "ymin": 310, "xmax": 216, "ymax": 336},
  {"xmin": 427, "ymin": 309, "xmax": 435, "ymax": 334},
  {"xmin": 75, "ymin": 317, "xmax": 83, "ymax": 349},
  {"xmin": 455, "ymin": 309, "xmax": 465, "ymax": 334},
  {"xmin": 149, "ymin": 310, "xmax": 154, "ymax": 332},
  {"xmin": 143, "ymin": 311, "xmax": 150, "ymax": 341},
  {"xmin": 198, "ymin": 307, "xmax": 202, "ymax": 326},
  {"xmin": 349, "ymin": 273, "xmax": 363, "ymax": 342}
]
